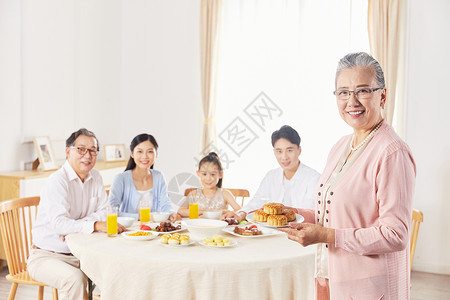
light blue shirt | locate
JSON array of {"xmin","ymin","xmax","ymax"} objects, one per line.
[{"xmin": 109, "ymin": 169, "xmax": 174, "ymax": 219}]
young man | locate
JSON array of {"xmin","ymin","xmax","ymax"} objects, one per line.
[
  {"xmin": 224, "ymin": 125, "xmax": 320, "ymax": 221},
  {"xmin": 27, "ymin": 128, "xmax": 125, "ymax": 300}
]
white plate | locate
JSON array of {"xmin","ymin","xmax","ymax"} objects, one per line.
[
  {"xmin": 198, "ymin": 240, "xmax": 237, "ymax": 248},
  {"xmin": 246, "ymin": 212, "xmax": 304, "ymax": 228},
  {"xmin": 222, "ymin": 224, "xmax": 284, "ymax": 238},
  {"xmin": 131, "ymin": 222, "xmax": 187, "ymax": 235},
  {"xmin": 121, "ymin": 230, "xmax": 159, "ymax": 241},
  {"xmin": 160, "ymin": 239, "xmax": 195, "ymax": 247}
]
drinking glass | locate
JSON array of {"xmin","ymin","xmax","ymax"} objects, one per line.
[
  {"xmin": 107, "ymin": 206, "xmax": 118, "ymax": 237},
  {"xmin": 139, "ymin": 193, "xmax": 151, "ymax": 224},
  {"xmin": 189, "ymin": 189, "xmax": 200, "ymax": 219}
]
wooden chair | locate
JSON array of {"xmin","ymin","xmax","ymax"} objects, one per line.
[
  {"xmin": 410, "ymin": 209, "xmax": 423, "ymax": 270},
  {"xmin": 184, "ymin": 188, "xmax": 250, "ymax": 207},
  {"xmin": 0, "ymin": 196, "xmax": 58, "ymax": 300},
  {"xmin": 105, "ymin": 185, "xmax": 111, "ymax": 196}
]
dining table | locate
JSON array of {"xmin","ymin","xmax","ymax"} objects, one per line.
[{"xmin": 66, "ymin": 223, "xmax": 316, "ymax": 300}]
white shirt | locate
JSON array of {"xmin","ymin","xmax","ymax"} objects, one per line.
[
  {"xmin": 32, "ymin": 161, "xmax": 108, "ymax": 253},
  {"xmin": 241, "ymin": 162, "xmax": 320, "ymax": 213}
]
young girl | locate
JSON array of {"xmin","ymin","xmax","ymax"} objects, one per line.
[
  {"xmin": 109, "ymin": 133, "xmax": 179, "ymax": 222},
  {"xmin": 178, "ymin": 152, "xmax": 241, "ymax": 217}
]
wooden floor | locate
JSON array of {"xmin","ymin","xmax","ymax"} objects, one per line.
[{"xmin": 0, "ymin": 266, "xmax": 449, "ymax": 299}]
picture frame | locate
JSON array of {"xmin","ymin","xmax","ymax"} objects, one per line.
[
  {"xmin": 33, "ymin": 136, "xmax": 58, "ymax": 171},
  {"xmin": 104, "ymin": 144, "xmax": 126, "ymax": 162}
]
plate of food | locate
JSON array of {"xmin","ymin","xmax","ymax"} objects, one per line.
[
  {"xmin": 159, "ymin": 233, "xmax": 195, "ymax": 247},
  {"xmin": 224, "ymin": 217, "xmax": 250, "ymax": 227},
  {"xmin": 121, "ymin": 230, "xmax": 159, "ymax": 241},
  {"xmin": 222, "ymin": 224, "xmax": 284, "ymax": 238},
  {"xmin": 247, "ymin": 205, "xmax": 304, "ymax": 229},
  {"xmin": 138, "ymin": 222, "xmax": 186, "ymax": 234},
  {"xmin": 198, "ymin": 235, "xmax": 237, "ymax": 248}
]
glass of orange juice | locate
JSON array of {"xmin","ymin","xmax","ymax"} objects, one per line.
[
  {"xmin": 189, "ymin": 189, "xmax": 200, "ymax": 219},
  {"xmin": 107, "ymin": 206, "xmax": 118, "ymax": 237},
  {"xmin": 139, "ymin": 195, "xmax": 151, "ymax": 224}
]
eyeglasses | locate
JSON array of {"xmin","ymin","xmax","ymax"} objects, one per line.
[
  {"xmin": 69, "ymin": 146, "xmax": 99, "ymax": 157},
  {"xmin": 333, "ymin": 87, "xmax": 382, "ymax": 100}
]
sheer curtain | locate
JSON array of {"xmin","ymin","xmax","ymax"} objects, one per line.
[
  {"xmin": 368, "ymin": 0, "xmax": 406, "ymax": 131},
  {"xmin": 200, "ymin": 0, "xmax": 223, "ymax": 153},
  {"xmin": 215, "ymin": 0, "xmax": 369, "ymax": 194}
]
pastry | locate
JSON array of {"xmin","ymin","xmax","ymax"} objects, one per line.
[
  {"xmin": 254, "ymin": 210, "xmax": 269, "ymax": 222},
  {"xmin": 263, "ymin": 203, "xmax": 283, "ymax": 215},
  {"xmin": 283, "ymin": 209, "xmax": 297, "ymax": 222},
  {"xmin": 160, "ymin": 234, "xmax": 171, "ymax": 244},
  {"xmin": 267, "ymin": 214, "xmax": 287, "ymax": 226},
  {"xmin": 180, "ymin": 235, "xmax": 190, "ymax": 245},
  {"xmin": 168, "ymin": 237, "xmax": 180, "ymax": 245}
]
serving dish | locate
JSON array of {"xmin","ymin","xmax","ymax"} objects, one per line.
[
  {"xmin": 198, "ymin": 239, "xmax": 237, "ymax": 248},
  {"xmin": 182, "ymin": 219, "xmax": 228, "ymax": 240},
  {"xmin": 121, "ymin": 230, "xmax": 159, "ymax": 241},
  {"xmin": 117, "ymin": 217, "xmax": 135, "ymax": 228},
  {"xmin": 130, "ymin": 222, "xmax": 187, "ymax": 234},
  {"xmin": 161, "ymin": 240, "xmax": 195, "ymax": 247},
  {"xmin": 246, "ymin": 212, "xmax": 304, "ymax": 228},
  {"xmin": 152, "ymin": 212, "xmax": 170, "ymax": 222},
  {"xmin": 222, "ymin": 224, "xmax": 284, "ymax": 238}
]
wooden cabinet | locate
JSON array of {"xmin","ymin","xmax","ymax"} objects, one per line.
[{"xmin": 0, "ymin": 160, "xmax": 126, "ymax": 260}]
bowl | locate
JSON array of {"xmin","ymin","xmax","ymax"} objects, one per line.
[
  {"xmin": 152, "ymin": 212, "xmax": 170, "ymax": 222},
  {"xmin": 182, "ymin": 219, "xmax": 228, "ymax": 240},
  {"xmin": 117, "ymin": 217, "xmax": 134, "ymax": 228},
  {"xmin": 203, "ymin": 210, "xmax": 223, "ymax": 220}
]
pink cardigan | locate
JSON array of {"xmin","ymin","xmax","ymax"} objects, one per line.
[{"xmin": 300, "ymin": 122, "xmax": 416, "ymax": 299}]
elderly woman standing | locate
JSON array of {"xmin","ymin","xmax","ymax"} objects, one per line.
[{"xmin": 279, "ymin": 52, "xmax": 416, "ymax": 299}]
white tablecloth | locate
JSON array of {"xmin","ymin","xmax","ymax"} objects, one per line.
[{"xmin": 66, "ymin": 228, "xmax": 315, "ymax": 300}]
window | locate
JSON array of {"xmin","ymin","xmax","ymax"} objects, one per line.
[{"xmin": 216, "ymin": 0, "xmax": 369, "ymax": 194}]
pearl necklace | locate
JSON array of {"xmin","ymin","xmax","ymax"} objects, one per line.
[{"xmin": 350, "ymin": 121, "xmax": 383, "ymax": 151}]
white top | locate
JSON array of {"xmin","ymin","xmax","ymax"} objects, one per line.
[
  {"xmin": 136, "ymin": 189, "xmax": 153, "ymax": 213},
  {"xmin": 240, "ymin": 162, "xmax": 320, "ymax": 213},
  {"xmin": 32, "ymin": 161, "xmax": 108, "ymax": 253}
]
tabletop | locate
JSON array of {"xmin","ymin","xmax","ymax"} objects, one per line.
[{"xmin": 66, "ymin": 226, "xmax": 316, "ymax": 300}]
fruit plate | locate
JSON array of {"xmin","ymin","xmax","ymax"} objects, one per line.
[
  {"xmin": 121, "ymin": 230, "xmax": 159, "ymax": 241},
  {"xmin": 198, "ymin": 240, "xmax": 237, "ymax": 248},
  {"xmin": 246, "ymin": 212, "xmax": 304, "ymax": 228},
  {"xmin": 222, "ymin": 224, "xmax": 284, "ymax": 238}
]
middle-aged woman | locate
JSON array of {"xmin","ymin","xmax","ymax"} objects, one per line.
[
  {"xmin": 279, "ymin": 52, "xmax": 416, "ymax": 299},
  {"xmin": 109, "ymin": 133, "xmax": 179, "ymax": 222}
]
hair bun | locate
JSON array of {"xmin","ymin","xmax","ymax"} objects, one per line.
[{"xmin": 208, "ymin": 152, "xmax": 218, "ymax": 158}]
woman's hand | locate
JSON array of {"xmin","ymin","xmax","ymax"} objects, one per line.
[
  {"xmin": 169, "ymin": 213, "xmax": 182, "ymax": 222},
  {"xmin": 282, "ymin": 205, "xmax": 298, "ymax": 212},
  {"xmin": 222, "ymin": 211, "xmax": 244, "ymax": 222},
  {"xmin": 278, "ymin": 223, "xmax": 335, "ymax": 247}
]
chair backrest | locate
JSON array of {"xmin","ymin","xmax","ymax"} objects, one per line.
[
  {"xmin": 184, "ymin": 188, "xmax": 250, "ymax": 207},
  {"xmin": 0, "ymin": 196, "xmax": 40, "ymax": 276},
  {"xmin": 410, "ymin": 209, "xmax": 423, "ymax": 269},
  {"xmin": 105, "ymin": 185, "xmax": 111, "ymax": 196}
]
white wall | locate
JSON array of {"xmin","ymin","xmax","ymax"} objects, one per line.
[
  {"xmin": 405, "ymin": 0, "xmax": 450, "ymax": 274},
  {"xmin": 1, "ymin": 0, "xmax": 449, "ymax": 275},
  {"xmin": 0, "ymin": 0, "xmax": 202, "ymax": 199},
  {"xmin": 0, "ymin": 0, "xmax": 23, "ymax": 171}
]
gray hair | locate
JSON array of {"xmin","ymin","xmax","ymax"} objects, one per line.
[
  {"xmin": 66, "ymin": 128, "xmax": 99, "ymax": 149},
  {"xmin": 335, "ymin": 52, "xmax": 385, "ymax": 89}
]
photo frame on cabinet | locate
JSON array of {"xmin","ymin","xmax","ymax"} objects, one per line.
[
  {"xmin": 33, "ymin": 136, "xmax": 58, "ymax": 171},
  {"xmin": 104, "ymin": 144, "xmax": 126, "ymax": 162}
]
